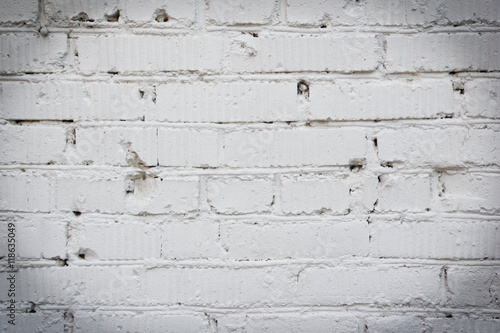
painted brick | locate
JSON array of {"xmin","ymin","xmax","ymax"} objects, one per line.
[
  {"xmin": 126, "ymin": 176, "xmax": 199, "ymax": 214},
  {"xmin": 0, "ymin": 125, "xmax": 66, "ymax": 164},
  {"xmin": 154, "ymin": 81, "xmax": 298, "ymax": 122},
  {"xmin": 76, "ymin": 35, "xmax": 225, "ymax": 73},
  {"xmin": 425, "ymin": 317, "xmax": 500, "ymax": 333},
  {"xmin": 465, "ymin": 79, "xmax": 500, "ymax": 118},
  {"xmin": 279, "ymin": 175, "xmax": 350, "ymax": 214},
  {"xmin": 220, "ymin": 220, "xmax": 369, "ymax": 260},
  {"xmin": 217, "ymin": 313, "xmax": 361, "ymax": 333},
  {"xmin": 45, "ymin": 0, "xmax": 120, "ymax": 24},
  {"xmin": 0, "ymin": 172, "xmax": 51, "ymax": 212},
  {"xmin": 405, "ymin": 0, "xmax": 442, "ymax": 26},
  {"xmin": 207, "ymin": 0, "xmax": 276, "ymax": 25},
  {"xmin": 76, "ymin": 127, "xmax": 157, "ymax": 166},
  {"xmin": 230, "ymin": 35, "xmax": 380, "ymax": 73},
  {"xmin": 0, "ymin": 312, "xmax": 65, "ymax": 333},
  {"xmin": 122, "ymin": 0, "xmax": 196, "ymax": 25},
  {"xmin": 310, "ymin": 79, "xmax": 453, "ymax": 121},
  {"xmin": 0, "ymin": 0, "xmax": 38, "ymax": 24},
  {"xmin": 0, "ymin": 81, "xmax": 149, "ymax": 121},
  {"xmin": 0, "ymin": 34, "xmax": 67, "ymax": 73},
  {"xmin": 0, "ymin": 218, "xmax": 67, "ymax": 259},
  {"xmin": 55, "ymin": 174, "xmax": 125, "ymax": 213},
  {"xmin": 386, "ymin": 33, "xmax": 500, "ymax": 72},
  {"xmin": 440, "ymin": 172, "xmax": 500, "ymax": 213},
  {"xmin": 9, "ymin": 266, "xmax": 143, "ymax": 305},
  {"xmin": 446, "ymin": 267, "xmax": 500, "ymax": 307},
  {"xmin": 157, "ymin": 129, "xmax": 219, "ymax": 167},
  {"xmin": 73, "ymin": 311, "xmax": 210, "ymax": 333},
  {"xmin": 377, "ymin": 174, "xmax": 432, "ymax": 213},
  {"xmin": 207, "ymin": 177, "xmax": 273, "ymax": 214},
  {"xmin": 71, "ymin": 220, "xmax": 162, "ymax": 260},
  {"xmin": 371, "ymin": 219, "xmax": 500, "ymax": 260},
  {"xmin": 444, "ymin": 0, "xmax": 500, "ymax": 25},
  {"xmin": 144, "ymin": 266, "xmax": 295, "ymax": 306},
  {"xmin": 163, "ymin": 220, "xmax": 221, "ymax": 259},
  {"xmin": 377, "ymin": 127, "xmax": 468, "ymax": 168},
  {"xmin": 297, "ymin": 266, "xmax": 441, "ymax": 305},
  {"xmin": 286, "ymin": 0, "xmax": 363, "ymax": 26},
  {"xmin": 223, "ymin": 128, "xmax": 367, "ymax": 167},
  {"xmin": 366, "ymin": 316, "xmax": 424, "ymax": 333}
]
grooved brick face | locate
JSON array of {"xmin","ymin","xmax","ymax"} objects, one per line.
[{"xmin": 1, "ymin": 0, "xmax": 500, "ymax": 331}]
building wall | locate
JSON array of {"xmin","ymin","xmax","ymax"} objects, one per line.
[{"xmin": 0, "ymin": 0, "xmax": 499, "ymax": 332}]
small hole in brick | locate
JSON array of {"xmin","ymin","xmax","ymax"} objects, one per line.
[
  {"xmin": 107, "ymin": 70, "xmax": 119, "ymax": 75},
  {"xmin": 320, "ymin": 24, "xmax": 327, "ymax": 28},
  {"xmin": 78, "ymin": 253, "xmax": 85, "ymax": 259},
  {"xmin": 26, "ymin": 302, "xmax": 36, "ymax": 313},
  {"xmin": 72, "ymin": 211, "xmax": 81, "ymax": 216},
  {"xmin": 105, "ymin": 9, "xmax": 120, "ymax": 22},
  {"xmin": 349, "ymin": 164, "xmax": 363, "ymax": 172},
  {"xmin": 459, "ymin": 89, "xmax": 464, "ymax": 94},
  {"xmin": 139, "ymin": 90, "xmax": 145, "ymax": 98},
  {"xmin": 373, "ymin": 138, "xmax": 378, "ymax": 147},
  {"xmin": 72, "ymin": 12, "xmax": 93, "ymax": 22},
  {"xmin": 251, "ymin": 32, "xmax": 259, "ymax": 38},
  {"xmin": 446, "ymin": 314, "xmax": 453, "ymax": 318},
  {"xmin": 425, "ymin": 208, "xmax": 430, "ymax": 211},
  {"xmin": 297, "ymin": 80, "xmax": 309, "ymax": 99},
  {"xmin": 155, "ymin": 9, "xmax": 169, "ymax": 22}
]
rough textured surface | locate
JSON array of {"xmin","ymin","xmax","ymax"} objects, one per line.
[{"xmin": 0, "ymin": 0, "xmax": 499, "ymax": 332}]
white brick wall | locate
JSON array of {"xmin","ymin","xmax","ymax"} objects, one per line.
[{"xmin": 1, "ymin": 0, "xmax": 499, "ymax": 332}]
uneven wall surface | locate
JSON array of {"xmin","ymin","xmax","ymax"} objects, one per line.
[{"xmin": 0, "ymin": 0, "xmax": 500, "ymax": 332}]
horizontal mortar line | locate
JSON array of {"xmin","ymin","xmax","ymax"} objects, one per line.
[
  {"xmin": 4, "ymin": 118, "xmax": 498, "ymax": 128},
  {"xmin": 1, "ymin": 211, "xmax": 499, "ymax": 222},
  {"xmin": 22, "ymin": 305, "xmax": 500, "ymax": 316},
  {"xmin": 4, "ymin": 72, "xmax": 500, "ymax": 82},
  {"xmin": 34, "ymin": 258, "xmax": 500, "ymax": 268}
]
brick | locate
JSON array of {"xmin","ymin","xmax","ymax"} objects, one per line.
[
  {"xmin": 76, "ymin": 127, "xmax": 157, "ymax": 166},
  {"xmin": 286, "ymin": 0, "xmax": 362, "ymax": 26},
  {"xmin": 297, "ymin": 266, "xmax": 441, "ymax": 305},
  {"xmin": 0, "ymin": 312, "xmax": 65, "ymax": 333},
  {"xmin": 55, "ymin": 174, "xmax": 125, "ymax": 213},
  {"xmin": 311, "ymin": 79, "xmax": 453, "ymax": 121},
  {"xmin": 405, "ymin": 0, "xmax": 442, "ymax": 26},
  {"xmin": 440, "ymin": 172, "xmax": 500, "ymax": 213},
  {"xmin": 207, "ymin": 0, "xmax": 276, "ymax": 25},
  {"xmin": 122, "ymin": 0, "xmax": 196, "ymax": 25},
  {"xmin": 7, "ymin": 266, "xmax": 143, "ymax": 305},
  {"xmin": 0, "ymin": 34, "xmax": 67, "ymax": 73},
  {"xmin": 163, "ymin": 220, "xmax": 221, "ymax": 259},
  {"xmin": 220, "ymin": 220, "xmax": 369, "ymax": 260},
  {"xmin": 230, "ymin": 35, "xmax": 379, "ymax": 73},
  {"xmin": 0, "ymin": 218, "xmax": 67, "ymax": 259},
  {"xmin": 386, "ymin": 33, "xmax": 500, "ymax": 73},
  {"xmin": 377, "ymin": 174, "xmax": 432, "ymax": 213},
  {"xmin": 366, "ymin": 316, "xmax": 424, "ymax": 333},
  {"xmin": 223, "ymin": 128, "xmax": 367, "ymax": 167},
  {"xmin": 154, "ymin": 81, "xmax": 298, "ymax": 122},
  {"xmin": 425, "ymin": 317, "xmax": 500, "ymax": 333},
  {"xmin": 0, "ymin": 0, "xmax": 38, "ymax": 24},
  {"xmin": 371, "ymin": 219, "xmax": 500, "ymax": 259},
  {"xmin": 377, "ymin": 127, "xmax": 468, "ymax": 168},
  {"xmin": 207, "ymin": 177, "xmax": 273, "ymax": 214},
  {"xmin": 126, "ymin": 176, "xmax": 199, "ymax": 214},
  {"xmin": 144, "ymin": 266, "xmax": 295, "ymax": 306},
  {"xmin": 76, "ymin": 35, "xmax": 224, "ymax": 73},
  {"xmin": 45, "ymin": 0, "xmax": 120, "ymax": 24},
  {"xmin": 218, "ymin": 313, "xmax": 360, "ymax": 333},
  {"xmin": 0, "ymin": 81, "xmax": 149, "ymax": 121},
  {"xmin": 73, "ymin": 311, "xmax": 210, "ymax": 333},
  {"xmin": 0, "ymin": 172, "xmax": 51, "ymax": 212},
  {"xmin": 71, "ymin": 220, "xmax": 161, "ymax": 260},
  {"xmin": 279, "ymin": 175, "xmax": 350, "ymax": 214},
  {"xmin": 446, "ymin": 267, "xmax": 500, "ymax": 307},
  {"xmin": 157, "ymin": 129, "xmax": 219, "ymax": 167},
  {"xmin": 0, "ymin": 125, "xmax": 66, "ymax": 164},
  {"xmin": 444, "ymin": 0, "xmax": 500, "ymax": 25},
  {"xmin": 466, "ymin": 127, "xmax": 500, "ymax": 166},
  {"xmin": 465, "ymin": 79, "xmax": 500, "ymax": 118}
]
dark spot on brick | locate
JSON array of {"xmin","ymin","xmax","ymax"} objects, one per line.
[
  {"xmin": 155, "ymin": 9, "xmax": 169, "ymax": 22},
  {"xmin": 105, "ymin": 9, "xmax": 120, "ymax": 22},
  {"xmin": 320, "ymin": 24, "xmax": 327, "ymax": 28},
  {"xmin": 251, "ymin": 32, "xmax": 259, "ymax": 38},
  {"xmin": 373, "ymin": 138, "xmax": 378, "ymax": 147},
  {"xmin": 107, "ymin": 71, "xmax": 119, "ymax": 75},
  {"xmin": 72, "ymin": 211, "xmax": 81, "ymax": 216},
  {"xmin": 446, "ymin": 314, "xmax": 453, "ymax": 318},
  {"xmin": 26, "ymin": 302, "xmax": 36, "ymax": 313},
  {"xmin": 297, "ymin": 80, "xmax": 309, "ymax": 99},
  {"xmin": 78, "ymin": 253, "xmax": 85, "ymax": 259},
  {"xmin": 72, "ymin": 12, "xmax": 93, "ymax": 22},
  {"xmin": 139, "ymin": 89, "xmax": 145, "ymax": 98}
]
